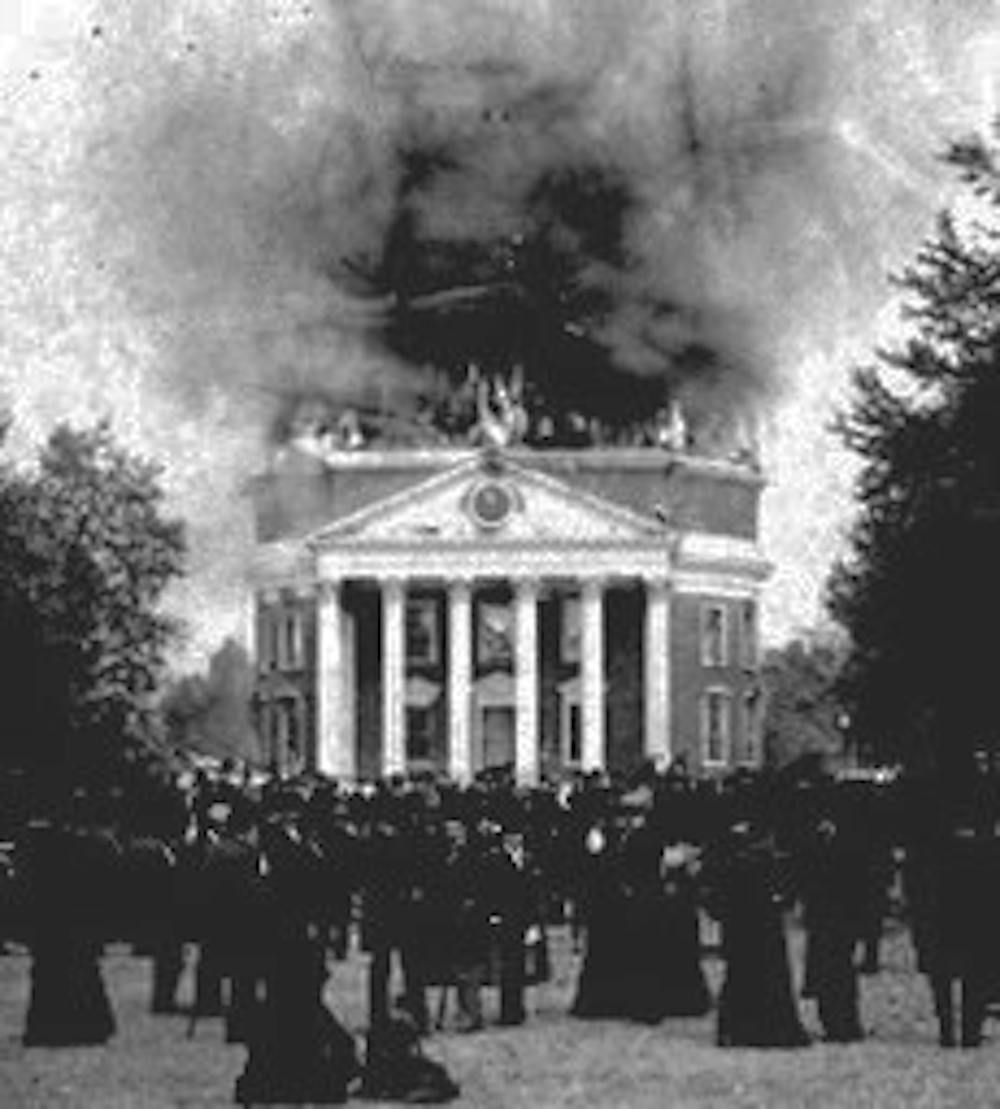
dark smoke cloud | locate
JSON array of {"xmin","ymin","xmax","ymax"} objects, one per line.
[
  {"xmin": 78, "ymin": 0, "xmax": 995, "ymax": 444},
  {"xmin": 1, "ymin": 0, "xmax": 990, "ymax": 662}
]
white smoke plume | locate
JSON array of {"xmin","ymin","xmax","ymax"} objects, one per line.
[
  {"xmin": 0, "ymin": 0, "xmax": 995, "ymax": 658},
  {"xmin": 73, "ymin": 0, "xmax": 996, "ymax": 431}
]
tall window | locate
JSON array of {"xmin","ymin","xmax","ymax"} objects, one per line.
[
  {"xmin": 477, "ymin": 600, "xmax": 513, "ymax": 670},
  {"xmin": 261, "ymin": 607, "xmax": 281, "ymax": 671},
  {"xmin": 406, "ymin": 597, "xmax": 440, "ymax": 666},
  {"xmin": 561, "ymin": 596, "xmax": 582, "ymax": 664},
  {"xmin": 701, "ymin": 603, "xmax": 728, "ymax": 667},
  {"xmin": 739, "ymin": 689, "xmax": 762, "ymax": 765},
  {"xmin": 274, "ymin": 698, "xmax": 303, "ymax": 771},
  {"xmin": 740, "ymin": 600, "xmax": 758, "ymax": 670},
  {"xmin": 278, "ymin": 609, "xmax": 303, "ymax": 670},
  {"xmin": 406, "ymin": 706, "xmax": 433, "ymax": 763},
  {"xmin": 701, "ymin": 687, "xmax": 731, "ymax": 766}
]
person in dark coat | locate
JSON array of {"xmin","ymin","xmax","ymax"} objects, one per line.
[
  {"xmin": 644, "ymin": 840, "xmax": 711, "ymax": 1019},
  {"xmin": 233, "ymin": 817, "xmax": 362, "ymax": 1105},
  {"xmin": 570, "ymin": 815, "xmax": 631, "ymax": 1019},
  {"xmin": 572, "ymin": 799, "xmax": 710, "ymax": 1025},
  {"xmin": 361, "ymin": 801, "xmax": 431, "ymax": 1035},
  {"xmin": 906, "ymin": 786, "xmax": 1000, "ymax": 1048},
  {"xmin": 488, "ymin": 827, "xmax": 535, "ymax": 1027},
  {"xmin": 360, "ymin": 1004, "xmax": 460, "ymax": 1104},
  {"xmin": 127, "ymin": 770, "xmax": 191, "ymax": 1015},
  {"xmin": 799, "ymin": 809, "xmax": 867, "ymax": 1042},
  {"xmin": 306, "ymin": 791, "xmax": 361, "ymax": 961},
  {"xmin": 855, "ymin": 781, "xmax": 897, "ymax": 975},
  {"xmin": 442, "ymin": 820, "xmax": 491, "ymax": 1032},
  {"xmin": 21, "ymin": 803, "xmax": 118, "ymax": 1047},
  {"xmin": 124, "ymin": 831, "xmax": 185, "ymax": 1015},
  {"xmin": 704, "ymin": 821, "xmax": 810, "ymax": 1049},
  {"xmin": 184, "ymin": 792, "xmax": 241, "ymax": 1020},
  {"xmin": 234, "ymin": 936, "xmax": 360, "ymax": 1106}
]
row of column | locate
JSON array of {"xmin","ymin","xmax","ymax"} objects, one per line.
[{"xmin": 317, "ymin": 577, "xmax": 673, "ymax": 784}]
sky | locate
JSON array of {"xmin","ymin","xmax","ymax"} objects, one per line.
[{"xmin": 0, "ymin": 0, "xmax": 997, "ymax": 672}]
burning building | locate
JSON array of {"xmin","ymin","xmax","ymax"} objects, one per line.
[
  {"xmin": 242, "ymin": 15, "xmax": 779, "ymax": 781},
  {"xmin": 247, "ymin": 393, "xmax": 768, "ymax": 781},
  {"xmin": 53, "ymin": 0, "xmax": 984, "ymax": 779}
]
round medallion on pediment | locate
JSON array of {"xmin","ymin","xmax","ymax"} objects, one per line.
[{"xmin": 468, "ymin": 479, "xmax": 514, "ymax": 530}]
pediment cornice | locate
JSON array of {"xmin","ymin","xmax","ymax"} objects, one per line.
[{"xmin": 305, "ymin": 453, "xmax": 667, "ymax": 552}]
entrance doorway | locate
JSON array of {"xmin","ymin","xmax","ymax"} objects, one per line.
[{"xmin": 482, "ymin": 705, "xmax": 515, "ymax": 769}]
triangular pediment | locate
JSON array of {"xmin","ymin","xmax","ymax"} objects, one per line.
[{"xmin": 308, "ymin": 456, "xmax": 666, "ymax": 550}]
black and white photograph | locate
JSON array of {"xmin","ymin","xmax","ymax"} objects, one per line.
[{"xmin": 0, "ymin": 1, "xmax": 998, "ymax": 1105}]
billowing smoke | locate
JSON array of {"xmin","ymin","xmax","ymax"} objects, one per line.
[
  {"xmin": 75, "ymin": 0, "xmax": 996, "ymax": 449},
  {"xmin": 4, "ymin": 0, "xmax": 992, "ymax": 659}
]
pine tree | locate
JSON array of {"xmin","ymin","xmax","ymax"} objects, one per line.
[{"xmin": 828, "ymin": 123, "xmax": 1000, "ymax": 771}]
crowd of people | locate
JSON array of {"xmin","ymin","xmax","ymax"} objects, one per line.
[{"xmin": 4, "ymin": 753, "xmax": 1000, "ymax": 1103}]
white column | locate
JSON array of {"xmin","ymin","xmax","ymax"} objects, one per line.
[
  {"xmin": 644, "ymin": 577, "xmax": 672, "ymax": 768},
  {"xmin": 243, "ymin": 589, "xmax": 258, "ymax": 661},
  {"xmin": 381, "ymin": 578, "xmax": 407, "ymax": 777},
  {"xmin": 514, "ymin": 578, "xmax": 540, "ymax": 787},
  {"xmin": 340, "ymin": 604, "xmax": 357, "ymax": 781},
  {"xmin": 581, "ymin": 578, "xmax": 606, "ymax": 772},
  {"xmin": 448, "ymin": 579, "xmax": 473, "ymax": 782},
  {"xmin": 316, "ymin": 581, "xmax": 343, "ymax": 778}
]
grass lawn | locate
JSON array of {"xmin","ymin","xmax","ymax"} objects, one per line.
[{"xmin": 0, "ymin": 924, "xmax": 998, "ymax": 1108}]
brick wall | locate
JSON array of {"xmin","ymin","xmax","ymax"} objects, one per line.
[
  {"xmin": 671, "ymin": 593, "xmax": 762, "ymax": 772},
  {"xmin": 253, "ymin": 589, "xmax": 317, "ymax": 771}
]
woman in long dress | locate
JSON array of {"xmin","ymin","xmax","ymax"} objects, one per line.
[
  {"xmin": 570, "ymin": 816, "xmax": 631, "ymax": 1019},
  {"xmin": 572, "ymin": 811, "xmax": 710, "ymax": 1023},
  {"xmin": 704, "ymin": 822, "xmax": 810, "ymax": 1048},
  {"xmin": 610, "ymin": 823, "xmax": 711, "ymax": 1023},
  {"xmin": 22, "ymin": 813, "xmax": 117, "ymax": 1047}
]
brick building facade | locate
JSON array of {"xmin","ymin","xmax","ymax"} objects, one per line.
[{"xmin": 248, "ymin": 444, "xmax": 769, "ymax": 782}]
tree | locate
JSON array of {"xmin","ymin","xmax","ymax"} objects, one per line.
[
  {"xmin": 761, "ymin": 632, "xmax": 849, "ymax": 769},
  {"xmin": 0, "ymin": 421, "xmax": 186, "ymax": 772},
  {"xmin": 828, "ymin": 122, "xmax": 1000, "ymax": 772},
  {"xmin": 161, "ymin": 637, "xmax": 260, "ymax": 764}
]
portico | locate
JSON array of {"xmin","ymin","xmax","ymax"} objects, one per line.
[
  {"xmin": 250, "ymin": 448, "xmax": 769, "ymax": 780},
  {"xmin": 313, "ymin": 569, "xmax": 673, "ymax": 785}
]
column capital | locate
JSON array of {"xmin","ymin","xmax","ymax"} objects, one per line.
[
  {"xmin": 379, "ymin": 576, "xmax": 408, "ymax": 599},
  {"xmin": 580, "ymin": 576, "xmax": 607, "ymax": 599},
  {"xmin": 513, "ymin": 576, "xmax": 542, "ymax": 598},
  {"xmin": 643, "ymin": 574, "xmax": 672, "ymax": 596}
]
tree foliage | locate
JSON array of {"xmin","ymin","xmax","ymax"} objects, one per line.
[
  {"xmin": 761, "ymin": 633, "xmax": 848, "ymax": 769},
  {"xmin": 0, "ymin": 421, "xmax": 186, "ymax": 771},
  {"xmin": 828, "ymin": 123, "xmax": 1000, "ymax": 771},
  {"xmin": 161, "ymin": 637, "xmax": 259, "ymax": 763}
]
